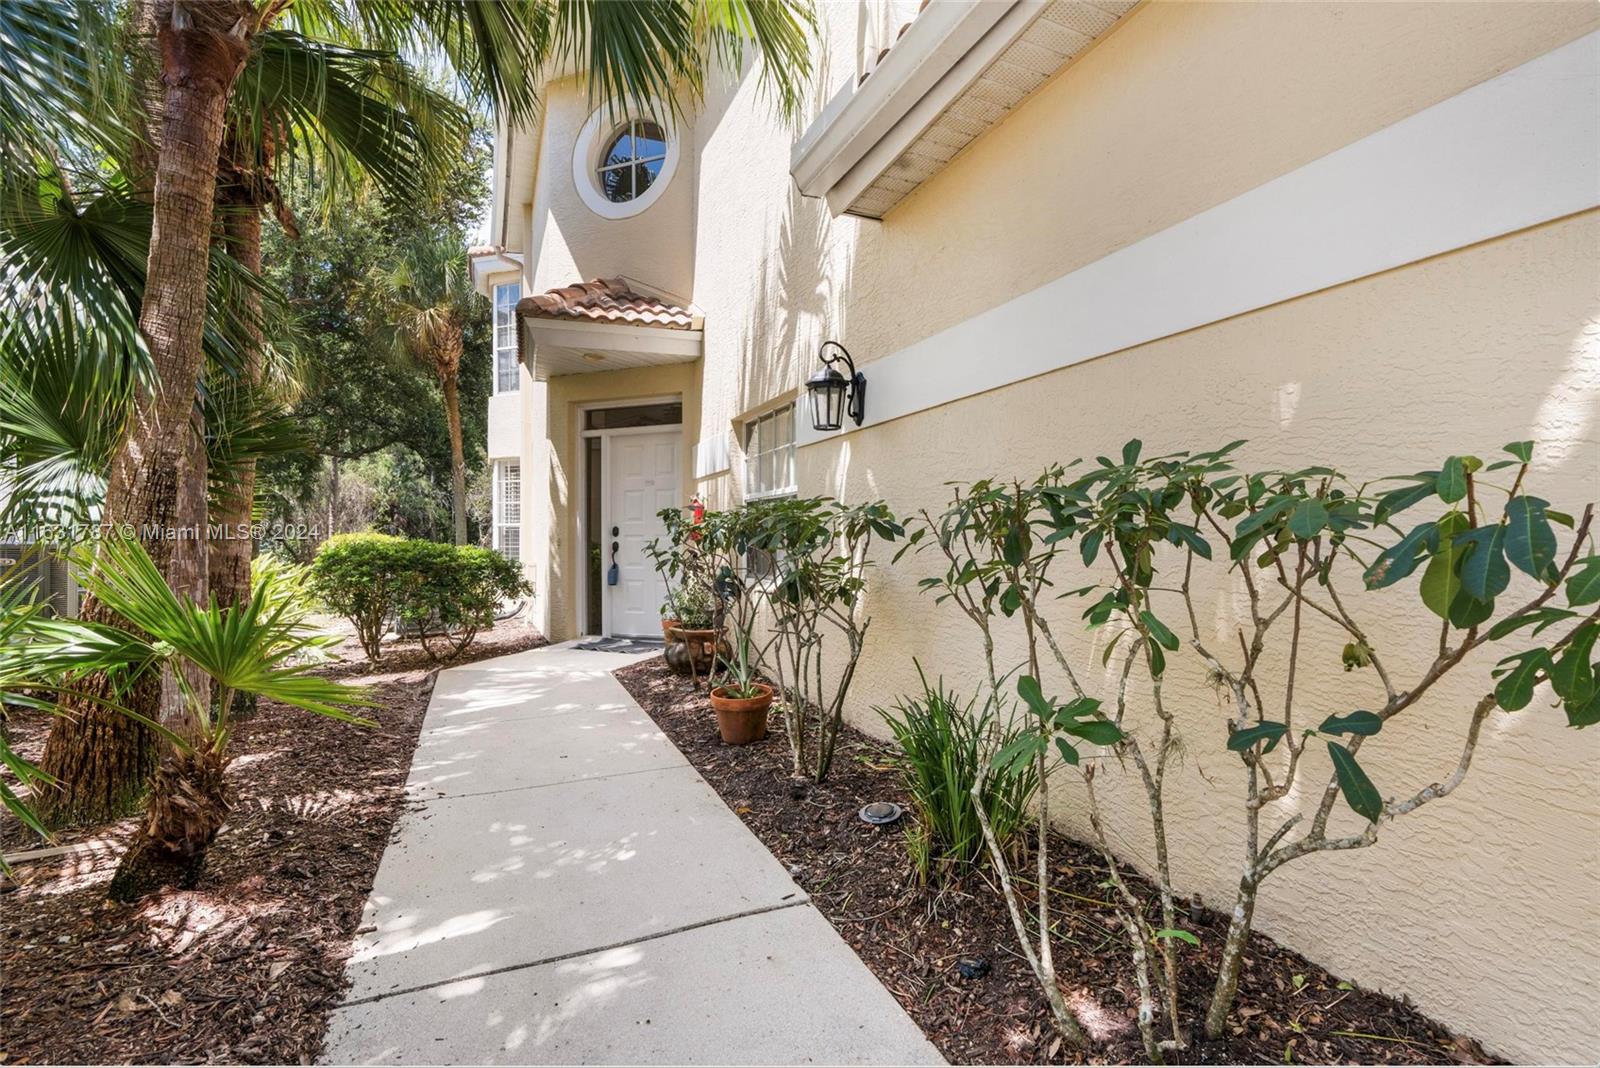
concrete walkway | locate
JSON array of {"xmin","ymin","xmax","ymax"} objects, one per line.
[{"xmin": 322, "ymin": 642, "xmax": 943, "ymax": 1066}]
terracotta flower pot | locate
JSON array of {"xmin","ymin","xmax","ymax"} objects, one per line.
[
  {"xmin": 709, "ymin": 682, "xmax": 773, "ymax": 745},
  {"xmin": 672, "ymin": 627, "xmax": 728, "ymax": 674},
  {"xmin": 660, "ymin": 618, "xmax": 681, "ymax": 641}
]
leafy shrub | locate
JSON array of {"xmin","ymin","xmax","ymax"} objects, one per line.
[
  {"xmin": 749, "ymin": 496, "xmax": 903, "ymax": 781},
  {"xmin": 309, "ymin": 534, "xmax": 531, "ymax": 662},
  {"xmin": 912, "ymin": 439, "xmax": 1599, "ymax": 1057},
  {"xmin": 877, "ymin": 665, "xmax": 1038, "ymax": 884},
  {"xmin": 308, "ymin": 533, "xmax": 408, "ymax": 661},
  {"xmin": 396, "ymin": 543, "xmax": 532, "ymax": 661}
]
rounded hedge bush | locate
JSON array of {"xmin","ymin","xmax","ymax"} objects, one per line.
[{"xmin": 309, "ymin": 534, "xmax": 532, "ymax": 662}]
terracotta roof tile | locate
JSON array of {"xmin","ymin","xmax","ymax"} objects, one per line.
[{"xmin": 517, "ymin": 278, "xmax": 697, "ymax": 331}]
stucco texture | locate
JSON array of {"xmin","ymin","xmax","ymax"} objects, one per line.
[
  {"xmin": 493, "ymin": 0, "xmax": 1600, "ymax": 1059},
  {"xmin": 789, "ymin": 212, "xmax": 1600, "ymax": 1065},
  {"xmin": 679, "ymin": 4, "xmax": 1598, "ymax": 1062}
]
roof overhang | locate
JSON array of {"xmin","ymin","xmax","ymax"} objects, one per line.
[
  {"xmin": 522, "ymin": 318, "xmax": 704, "ymax": 380},
  {"xmin": 468, "ymin": 248, "xmax": 524, "ymax": 295},
  {"xmin": 791, "ymin": 0, "xmax": 1138, "ymax": 219}
]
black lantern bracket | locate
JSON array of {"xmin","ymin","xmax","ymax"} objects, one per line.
[{"xmin": 806, "ymin": 340, "xmax": 866, "ymax": 432}]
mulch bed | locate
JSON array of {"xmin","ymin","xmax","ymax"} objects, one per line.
[
  {"xmin": 615, "ymin": 657, "xmax": 1497, "ymax": 1067},
  {"xmin": 0, "ymin": 619, "xmax": 545, "ymax": 1065}
]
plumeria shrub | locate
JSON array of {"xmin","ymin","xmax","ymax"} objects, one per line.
[
  {"xmin": 749, "ymin": 496, "xmax": 902, "ymax": 782},
  {"xmin": 910, "ymin": 439, "xmax": 1598, "ymax": 1057},
  {"xmin": 648, "ymin": 496, "xmax": 902, "ymax": 781}
]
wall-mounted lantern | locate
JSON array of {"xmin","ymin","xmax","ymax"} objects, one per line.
[{"xmin": 805, "ymin": 341, "xmax": 866, "ymax": 432}]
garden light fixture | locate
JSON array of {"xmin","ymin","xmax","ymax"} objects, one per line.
[
  {"xmin": 806, "ymin": 341, "xmax": 866, "ymax": 431},
  {"xmin": 858, "ymin": 801, "xmax": 902, "ymax": 826}
]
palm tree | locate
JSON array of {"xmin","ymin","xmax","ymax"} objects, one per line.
[
  {"xmin": 366, "ymin": 235, "xmax": 476, "ymax": 545},
  {"xmin": 5, "ymin": 12, "xmax": 458, "ymax": 824},
  {"xmin": 209, "ymin": 31, "xmax": 469, "ymax": 612},
  {"xmin": 17, "ymin": 533, "xmax": 372, "ymax": 900},
  {"xmin": 8, "ymin": 0, "xmax": 818, "ymax": 828}
]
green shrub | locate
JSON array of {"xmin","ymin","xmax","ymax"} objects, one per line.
[
  {"xmin": 396, "ymin": 543, "xmax": 532, "ymax": 662},
  {"xmin": 308, "ymin": 534, "xmax": 531, "ymax": 663},
  {"xmin": 877, "ymin": 665, "xmax": 1039, "ymax": 885},
  {"xmin": 308, "ymin": 533, "xmax": 408, "ymax": 661}
]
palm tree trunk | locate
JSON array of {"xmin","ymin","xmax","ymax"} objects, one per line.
[
  {"xmin": 441, "ymin": 347, "xmax": 467, "ymax": 546},
  {"xmin": 208, "ymin": 202, "xmax": 262, "ymax": 611},
  {"xmin": 162, "ymin": 414, "xmax": 210, "ymax": 730},
  {"xmin": 106, "ymin": 746, "xmax": 231, "ymax": 902},
  {"xmin": 35, "ymin": 0, "xmax": 251, "ymax": 828}
]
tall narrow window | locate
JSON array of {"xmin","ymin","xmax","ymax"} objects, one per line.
[
  {"xmin": 494, "ymin": 460, "xmax": 521, "ymax": 562},
  {"xmin": 493, "ymin": 282, "xmax": 521, "ymax": 393},
  {"xmin": 743, "ymin": 403, "xmax": 796, "ymax": 500}
]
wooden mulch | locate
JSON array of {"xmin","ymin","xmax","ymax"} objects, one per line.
[
  {"xmin": 614, "ymin": 656, "xmax": 1499, "ymax": 1067},
  {"xmin": 0, "ymin": 619, "xmax": 545, "ymax": 1065}
]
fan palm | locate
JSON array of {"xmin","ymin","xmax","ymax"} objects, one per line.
[
  {"xmin": 15, "ymin": 532, "xmax": 372, "ymax": 900},
  {"xmin": 365, "ymin": 235, "xmax": 476, "ymax": 545}
]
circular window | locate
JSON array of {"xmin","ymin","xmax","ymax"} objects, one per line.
[
  {"xmin": 597, "ymin": 119, "xmax": 668, "ymax": 203},
  {"xmin": 573, "ymin": 110, "xmax": 679, "ymax": 220}
]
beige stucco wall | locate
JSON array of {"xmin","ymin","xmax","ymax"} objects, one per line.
[
  {"xmin": 523, "ymin": 79, "xmax": 697, "ymax": 300},
  {"xmin": 674, "ymin": 2, "xmax": 1599, "ymax": 1062},
  {"xmin": 497, "ymin": 0, "xmax": 1599, "ymax": 1059},
  {"xmin": 794, "ymin": 211, "xmax": 1600, "ymax": 1065}
]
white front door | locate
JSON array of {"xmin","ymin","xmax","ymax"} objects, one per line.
[{"xmin": 604, "ymin": 430, "xmax": 681, "ymax": 637}]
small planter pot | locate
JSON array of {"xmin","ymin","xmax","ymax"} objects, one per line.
[
  {"xmin": 709, "ymin": 682, "xmax": 773, "ymax": 745},
  {"xmin": 660, "ymin": 618, "xmax": 682, "ymax": 641}
]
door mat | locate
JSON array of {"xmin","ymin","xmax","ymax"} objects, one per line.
[{"xmin": 574, "ymin": 636, "xmax": 664, "ymax": 654}]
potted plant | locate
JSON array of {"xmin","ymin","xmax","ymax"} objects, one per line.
[
  {"xmin": 659, "ymin": 597, "xmax": 681, "ymax": 641},
  {"xmin": 666, "ymin": 582, "xmax": 723, "ymax": 679},
  {"xmin": 709, "ymin": 632, "xmax": 773, "ymax": 744}
]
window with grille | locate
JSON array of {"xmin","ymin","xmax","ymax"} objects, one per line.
[
  {"xmin": 742, "ymin": 404, "xmax": 796, "ymax": 501},
  {"xmin": 597, "ymin": 119, "xmax": 669, "ymax": 203},
  {"xmin": 494, "ymin": 460, "xmax": 521, "ymax": 562},
  {"xmin": 743, "ymin": 404, "xmax": 796, "ymax": 581},
  {"xmin": 493, "ymin": 282, "xmax": 521, "ymax": 393}
]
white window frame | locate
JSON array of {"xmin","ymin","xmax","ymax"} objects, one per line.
[
  {"xmin": 493, "ymin": 282, "xmax": 521, "ymax": 394},
  {"xmin": 493, "ymin": 459, "xmax": 521, "ymax": 562},
  {"xmin": 596, "ymin": 119, "xmax": 668, "ymax": 204},
  {"xmin": 742, "ymin": 403, "xmax": 797, "ymax": 501},
  {"xmin": 572, "ymin": 108, "xmax": 681, "ymax": 220}
]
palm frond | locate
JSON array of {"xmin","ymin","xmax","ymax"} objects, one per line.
[
  {"xmin": 0, "ymin": 0, "xmax": 135, "ymax": 170},
  {"xmin": 0, "ymin": 301, "xmax": 131, "ymax": 536},
  {"xmin": 698, "ymin": 0, "xmax": 815, "ymax": 121},
  {"xmin": 204, "ymin": 379, "xmax": 308, "ymax": 511},
  {"xmin": 71, "ymin": 535, "xmax": 376, "ymax": 740},
  {"xmin": 0, "ymin": 166, "xmax": 152, "ymax": 368},
  {"xmin": 233, "ymin": 31, "xmax": 471, "ymax": 213}
]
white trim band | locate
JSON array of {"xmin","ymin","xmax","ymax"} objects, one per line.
[{"xmin": 799, "ymin": 30, "xmax": 1600, "ymax": 448}]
